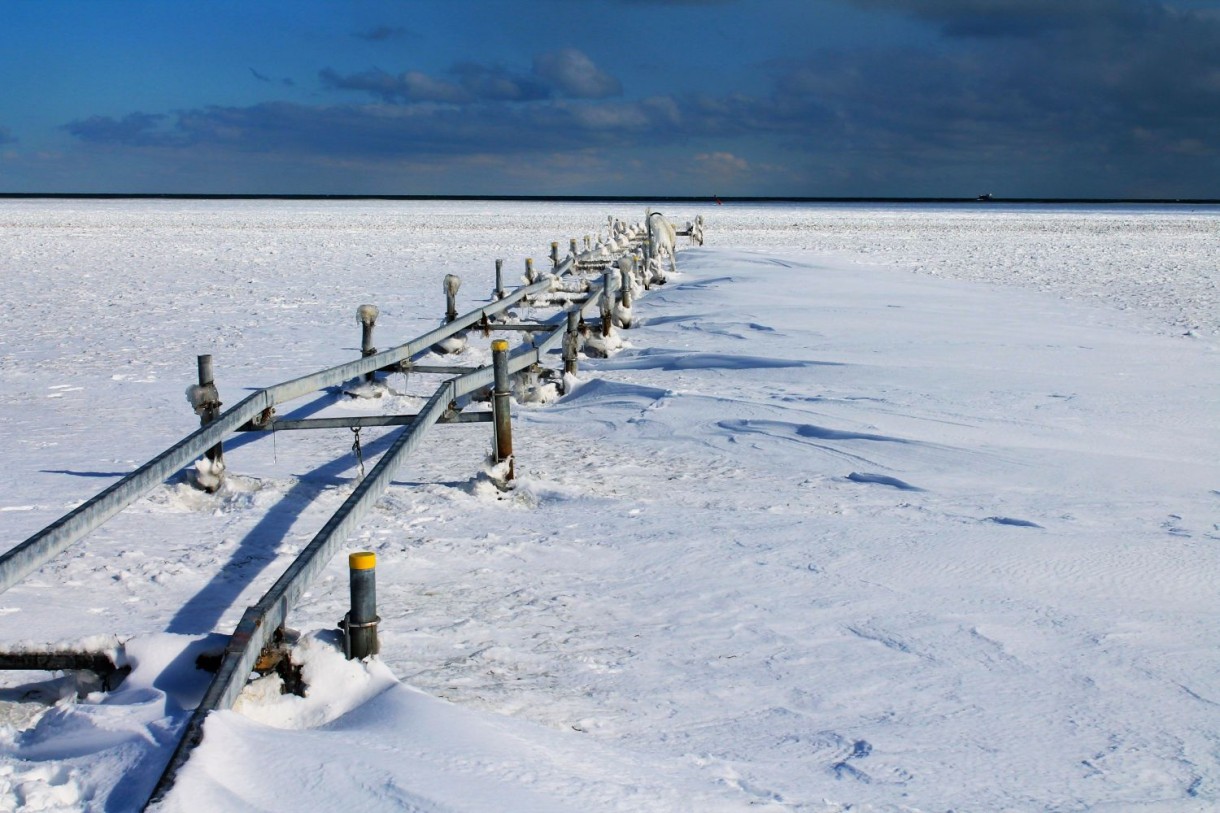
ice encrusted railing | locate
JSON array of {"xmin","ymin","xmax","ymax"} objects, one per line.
[{"xmin": 0, "ymin": 211, "xmax": 701, "ymax": 808}]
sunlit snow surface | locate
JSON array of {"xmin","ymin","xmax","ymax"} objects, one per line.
[{"xmin": 0, "ymin": 200, "xmax": 1217, "ymax": 812}]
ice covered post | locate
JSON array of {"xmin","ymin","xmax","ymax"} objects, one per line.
[
  {"xmin": 491, "ymin": 338, "xmax": 515, "ymax": 481},
  {"xmin": 443, "ymin": 275, "xmax": 461, "ymax": 323},
  {"xmin": 357, "ymin": 304, "xmax": 379, "ymax": 383},
  {"xmin": 494, "ymin": 259, "xmax": 506, "ymax": 300},
  {"xmin": 525, "ymin": 258, "xmax": 536, "ymax": 284},
  {"xmin": 645, "ymin": 213, "xmax": 653, "ymax": 266},
  {"xmin": 569, "ymin": 238, "xmax": 578, "ymax": 257},
  {"xmin": 618, "ymin": 257, "xmax": 633, "ymax": 314},
  {"xmin": 600, "ymin": 270, "xmax": 614, "ymax": 338},
  {"xmin": 550, "ymin": 241, "xmax": 560, "ymax": 268},
  {"xmin": 188, "ymin": 354, "xmax": 225, "ymax": 492},
  {"xmin": 638, "ymin": 246, "xmax": 651, "ymax": 290},
  {"xmin": 344, "ymin": 552, "xmax": 379, "ymax": 660},
  {"xmin": 563, "ymin": 308, "xmax": 580, "ymax": 376}
]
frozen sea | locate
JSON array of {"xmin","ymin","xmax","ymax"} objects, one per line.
[{"xmin": 0, "ymin": 200, "xmax": 1217, "ymax": 812}]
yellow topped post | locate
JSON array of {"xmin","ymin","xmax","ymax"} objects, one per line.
[
  {"xmin": 490, "ymin": 339, "xmax": 515, "ymax": 481},
  {"xmin": 345, "ymin": 550, "xmax": 379, "ymax": 659}
]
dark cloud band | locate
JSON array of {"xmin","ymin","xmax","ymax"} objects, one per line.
[{"xmin": 54, "ymin": 1, "xmax": 1220, "ymax": 196}]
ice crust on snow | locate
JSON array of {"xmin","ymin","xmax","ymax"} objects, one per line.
[{"xmin": 0, "ymin": 200, "xmax": 1217, "ymax": 812}]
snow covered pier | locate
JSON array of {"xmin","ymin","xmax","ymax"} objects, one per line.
[{"xmin": 0, "ymin": 210, "xmax": 699, "ymax": 809}]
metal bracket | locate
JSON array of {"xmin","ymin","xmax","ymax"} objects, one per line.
[
  {"xmin": 399, "ymin": 362, "xmax": 479, "ymax": 375},
  {"xmin": 338, "ymin": 612, "xmax": 381, "ymax": 660},
  {"xmin": 249, "ymin": 406, "xmax": 276, "ymax": 429},
  {"xmin": 491, "ymin": 323, "xmax": 550, "ymax": 332}
]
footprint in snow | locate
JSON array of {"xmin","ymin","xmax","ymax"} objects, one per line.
[{"xmin": 831, "ymin": 739, "xmax": 875, "ymax": 783}]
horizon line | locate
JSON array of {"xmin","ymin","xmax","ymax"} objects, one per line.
[{"xmin": 1, "ymin": 193, "xmax": 1217, "ymax": 205}]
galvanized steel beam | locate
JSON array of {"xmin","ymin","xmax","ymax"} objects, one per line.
[{"xmin": 239, "ymin": 412, "xmax": 491, "ymax": 431}]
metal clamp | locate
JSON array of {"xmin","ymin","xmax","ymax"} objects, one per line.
[{"xmin": 339, "ymin": 612, "xmax": 381, "ymax": 660}]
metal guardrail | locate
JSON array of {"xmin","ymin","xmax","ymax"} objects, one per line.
[
  {"xmin": 138, "ymin": 243, "xmax": 634, "ymax": 807},
  {"xmin": 0, "ymin": 213, "xmax": 682, "ymax": 809},
  {"xmin": 0, "ymin": 263, "xmax": 570, "ymax": 595}
]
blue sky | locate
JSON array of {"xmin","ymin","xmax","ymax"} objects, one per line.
[{"xmin": 2, "ymin": 0, "xmax": 1217, "ymax": 197}]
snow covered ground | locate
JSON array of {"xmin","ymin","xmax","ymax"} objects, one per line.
[{"xmin": 0, "ymin": 200, "xmax": 1217, "ymax": 812}]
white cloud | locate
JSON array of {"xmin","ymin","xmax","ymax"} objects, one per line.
[{"xmin": 532, "ymin": 49, "xmax": 622, "ymax": 99}]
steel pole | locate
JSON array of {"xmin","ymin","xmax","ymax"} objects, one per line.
[
  {"xmin": 357, "ymin": 305, "xmax": 379, "ymax": 383},
  {"xmin": 444, "ymin": 275, "xmax": 461, "ymax": 323},
  {"xmin": 491, "ymin": 339, "xmax": 514, "ymax": 481},
  {"xmin": 345, "ymin": 552, "xmax": 379, "ymax": 659},
  {"xmin": 196, "ymin": 354, "xmax": 224, "ymax": 484},
  {"xmin": 563, "ymin": 309, "xmax": 580, "ymax": 376},
  {"xmin": 600, "ymin": 270, "xmax": 614, "ymax": 338}
]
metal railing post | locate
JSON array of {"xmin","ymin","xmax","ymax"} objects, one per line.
[
  {"xmin": 491, "ymin": 339, "xmax": 514, "ymax": 481},
  {"xmin": 618, "ymin": 258, "xmax": 633, "ymax": 329},
  {"xmin": 563, "ymin": 309, "xmax": 580, "ymax": 376},
  {"xmin": 600, "ymin": 270, "xmax": 614, "ymax": 338},
  {"xmin": 343, "ymin": 552, "xmax": 379, "ymax": 660},
  {"xmin": 196, "ymin": 354, "xmax": 224, "ymax": 491},
  {"xmin": 357, "ymin": 305, "xmax": 379, "ymax": 383},
  {"xmin": 443, "ymin": 275, "xmax": 461, "ymax": 323}
]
